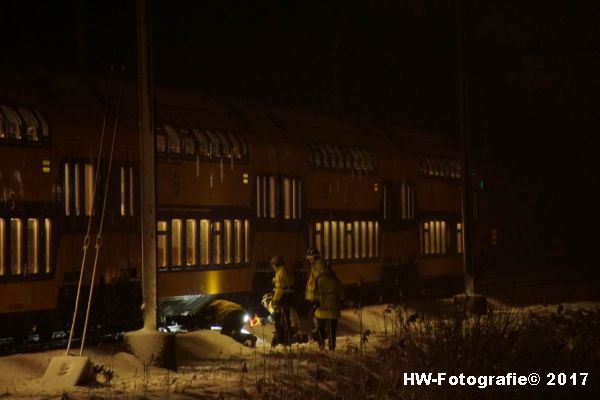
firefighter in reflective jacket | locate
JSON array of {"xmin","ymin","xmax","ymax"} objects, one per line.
[
  {"xmin": 270, "ymin": 255, "xmax": 294, "ymax": 346},
  {"xmin": 314, "ymin": 262, "xmax": 343, "ymax": 351},
  {"xmin": 305, "ymin": 247, "xmax": 325, "ymax": 303}
]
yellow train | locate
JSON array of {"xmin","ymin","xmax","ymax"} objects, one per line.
[{"xmin": 0, "ymin": 67, "xmax": 463, "ymax": 342}]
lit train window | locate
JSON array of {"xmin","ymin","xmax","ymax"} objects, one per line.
[
  {"xmin": 33, "ymin": 109, "xmax": 50, "ymax": 138},
  {"xmin": 44, "ymin": 219, "xmax": 51, "ymax": 273},
  {"xmin": 361, "ymin": 221, "xmax": 367, "ymax": 258},
  {"xmin": 74, "ymin": 164, "xmax": 81, "ymax": 216},
  {"xmin": 420, "ymin": 220, "xmax": 450, "ymax": 255},
  {"xmin": 186, "ymin": 219, "xmax": 196, "ymax": 266},
  {"xmin": 64, "ymin": 164, "xmax": 71, "ymax": 216},
  {"xmin": 192, "ymin": 129, "xmax": 210, "ymax": 157},
  {"xmin": 312, "ymin": 219, "xmax": 379, "ymax": 262},
  {"xmin": 199, "ymin": 219, "xmax": 210, "ymax": 266},
  {"xmin": 244, "ymin": 219, "xmax": 250, "ymax": 263},
  {"xmin": 157, "ymin": 221, "xmax": 168, "ymax": 268},
  {"xmin": 164, "ymin": 125, "xmax": 181, "ymax": 154},
  {"xmin": 182, "ymin": 134, "xmax": 195, "ymax": 156},
  {"xmin": 226, "ymin": 131, "xmax": 241, "ymax": 159},
  {"xmin": 171, "ymin": 219, "xmax": 182, "ymax": 267},
  {"xmin": 338, "ymin": 221, "xmax": 345, "ymax": 259},
  {"xmin": 120, "ymin": 167, "xmax": 126, "ymax": 216},
  {"xmin": 283, "ymin": 178, "xmax": 291, "ymax": 219},
  {"xmin": 129, "ymin": 166, "xmax": 135, "ymax": 217},
  {"xmin": 323, "ymin": 221, "xmax": 330, "ymax": 260},
  {"xmin": 156, "ymin": 131, "xmax": 167, "ymax": 153},
  {"xmin": 315, "ymin": 222, "xmax": 322, "ymax": 256},
  {"xmin": 269, "ymin": 176, "xmax": 277, "ymax": 218},
  {"xmin": 331, "ymin": 221, "xmax": 338, "ymax": 260},
  {"xmin": 84, "ymin": 164, "xmax": 94, "ymax": 216},
  {"xmin": 1, "ymin": 105, "xmax": 22, "ymax": 140},
  {"xmin": 0, "ymin": 109, "xmax": 6, "ymax": 139},
  {"xmin": 353, "ymin": 221, "xmax": 360, "ymax": 259},
  {"xmin": 215, "ymin": 131, "xmax": 231, "ymax": 158},
  {"xmin": 400, "ymin": 183, "xmax": 415, "ymax": 220},
  {"xmin": 346, "ymin": 223, "xmax": 353, "ymax": 259},
  {"xmin": 212, "ymin": 221, "xmax": 222, "ymax": 265},
  {"xmin": 457, "ymin": 223, "xmax": 463, "ymax": 254},
  {"xmin": 17, "ymin": 107, "xmax": 39, "ymax": 141},
  {"xmin": 204, "ymin": 130, "xmax": 221, "ymax": 158},
  {"xmin": 224, "ymin": 219, "xmax": 232, "ymax": 265},
  {"xmin": 367, "ymin": 221, "xmax": 374, "ymax": 258},
  {"xmin": 10, "ymin": 218, "xmax": 22, "ymax": 275},
  {"xmin": 234, "ymin": 219, "xmax": 242, "ymax": 264},
  {"xmin": 27, "ymin": 219, "xmax": 39, "ymax": 274},
  {"xmin": 0, "ymin": 219, "xmax": 5, "ymax": 275}
]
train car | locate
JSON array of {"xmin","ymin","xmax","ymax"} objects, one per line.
[{"xmin": 0, "ymin": 67, "xmax": 464, "ymax": 343}]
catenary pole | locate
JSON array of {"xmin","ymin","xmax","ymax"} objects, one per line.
[{"xmin": 137, "ymin": 0, "xmax": 158, "ymax": 330}]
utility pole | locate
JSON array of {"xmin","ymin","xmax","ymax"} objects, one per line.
[
  {"xmin": 137, "ymin": 0, "xmax": 157, "ymax": 330},
  {"xmin": 125, "ymin": 0, "xmax": 176, "ymax": 368},
  {"xmin": 458, "ymin": 0, "xmax": 475, "ymax": 296}
]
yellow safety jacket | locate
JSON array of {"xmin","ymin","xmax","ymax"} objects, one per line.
[
  {"xmin": 272, "ymin": 265, "xmax": 294, "ymax": 306},
  {"xmin": 314, "ymin": 268, "xmax": 343, "ymax": 319},
  {"xmin": 305, "ymin": 258, "xmax": 325, "ymax": 302}
]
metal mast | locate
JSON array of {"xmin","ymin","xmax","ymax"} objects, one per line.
[{"xmin": 137, "ymin": 0, "xmax": 158, "ymax": 329}]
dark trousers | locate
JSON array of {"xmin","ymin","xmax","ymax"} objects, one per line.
[
  {"xmin": 316, "ymin": 318, "xmax": 338, "ymax": 350},
  {"xmin": 273, "ymin": 306, "xmax": 292, "ymax": 345}
]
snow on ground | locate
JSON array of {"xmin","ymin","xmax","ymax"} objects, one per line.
[{"xmin": 1, "ymin": 300, "xmax": 598, "ymax": 399}]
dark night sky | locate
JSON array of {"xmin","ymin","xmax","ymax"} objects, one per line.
[{"xmin": 2, "ymin": 1, "xmax": 600, "ymax": 274}]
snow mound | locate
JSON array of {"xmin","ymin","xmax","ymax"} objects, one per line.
[{"xmin": 176, "ymin": 330, "xmax": 253, "ymax": 363}]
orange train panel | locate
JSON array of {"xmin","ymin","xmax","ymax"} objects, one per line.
[
  {"xmin": 332, "ymin": 262, "xmax": 381, "ymax": 285},
  {"xmin": 158, "ymin": 268, "xmax": 254, "ymax": 298},
  {"xmin": 0, "ymin": 280, "xmax": 60, "ymax": 313},
  {"xmin": 417, "ymin": 257, "xmax": 463, "ymax": 279}
]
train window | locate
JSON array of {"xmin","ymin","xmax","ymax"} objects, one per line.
[
  {"xmin": 74, "ymin": 164, "xmax": 81, "ymax": 216},
  {"xmin": 157, "ymin": 221, "xmax": 168, "ymax": 268},
  {"xmin": 226, "ymin": 131, "xmax": 242, "ymax": 159},
  {"xmin": 269, "ymin": 176, "xmax": 277, "ymax": 218},
  {"xmin": 353, "ymin": 221, "xmax": 360, "ymax": 259},
  {"xmin": 1, "ymin": 105, "xmax": 22, "ymax": 140},
  {"xmin": 186, "ymin": 219, "xmax": 196, "ymax": 266},
  {"xmin": 171, "ymin": 219, "xmax": 182, "ymax": 267},
  {"xmin": 164, "ymin": 125, "xmax": 181, "ymax": 154},
  {"xmin": 331, "ymin": 221, "xmax": 338, "ymax": 260},
  {"xmin": 292, "ymin": 179, "xmax": 298, "ymax": 219},
  {"xmin": 367, "ymin": 221, "xmax": 374, "ymax": 258},
  {"xmin": 182, "ymin": 136, "xmax": 195, "ymax": 156},
  {"xmin": 17, "ymin": 107, "xmax": 39, "ymax": 141},
  {"xmin": 213, "ymin": 221, "xmax": 222, "ymax": 265},
  {"xmin": 84, "ymin": 164, "xmax": 94, "ymax": 216},
  {"xmin": 156, "ymin": 132, "xmax": 167, "ymax": 153},
  {"xmin": 129, "ymin": 166, "xmax": 135, "ymax": 217},
  {"xmin": 44, "ymin": 219, "xmax": 51, "ymax": 273},
  {"xmin": 315, "ymin": 222, "xmax": 322, "ymax": 256},
  {"xmin": 216, "ymin": 131, "xmax": 231, "ymax": 158},
  {"xmin": 0, "ymin": 109, "xmax": 6, "ymax": 139},
  {"xmin": 283, "ymin": 178, "xmax": 291, "ymax": 219},
  {"xmin": 178, "ymin": 128, "xmax": 194, "ymax": 155},
  {"xmin": 400, "ymin": 183, "xmax": 415, "ymax": 220},
  {"xmin": 199, "ymin": 219, "xmax": 210, "ymax": 266},
  {"xmin": 120, "ymin": 167, "xmax": 126, "ymax": 216},
  {"xmin": 338, "ymin": 221, "xmax": 345, "ymax": 259},
  {"xmin": 361, "ymin": 221, "xmax": 367, "ymax": 258},
  {"xmin": 192, "ymin": 129, "xmax": 210, "ymax": 157},
  {"xmin": 0, "ymin": 219, "xmax": 5, "ymax": 275},
  {"xmin": 64, "ymin": 164, "xmax": 71, "ymax": 216},
  {"xmin": 234, "ymin": 219, "xmax": 242, "ymax": 264},
  {"xmin": 346, "ymin": 223, "xmax": 353, "ymax": 259},
  {"xmin": 375, "ymin": 222, "xmax": 380, "ymax": 257},
  {"xmin": 204, "ymin": 130, "xmax": 221, "ymax": 157},
  {"xmin": 33, "ymin": 109, "xmax": 50, "ymax": 138},
  {"xmin": 420, "ymin": 220, "xmax": 449, "ymax": 255},
  {"xmin": 323, "ymin": 221, "xmax": 330, "ymax": 260},
  {"xmin": 27, "ymin": 219, "xmax": 39, "ymax": 274},
  {"xmin": 224, "ymin": 219, "xmax": 232, "ymax": 265},
  {"xmin": 10, "ymin": 218, "xmax": 22, "ymax": 275},
  {"xmin": 244, "ymin": 219, "xmax": 250, "ymax": 263},
  {"xmin": 457, "ymin": 223, "xmax": 463, "ymax": 254}
]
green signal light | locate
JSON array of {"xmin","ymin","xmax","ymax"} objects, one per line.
[{"xmin": 480, "ymin": 180, "xmax": 484, "ymax": 190}]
